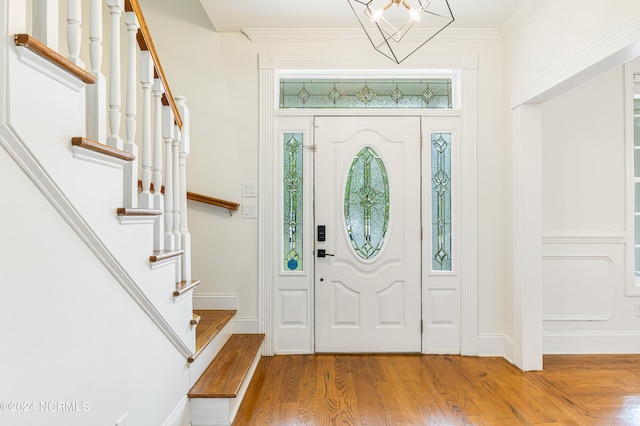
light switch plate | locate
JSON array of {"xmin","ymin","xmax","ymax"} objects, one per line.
[
  {"xmin": 242, "ymin": 202, "xmax": 258, "ymax": 219},
  {"xmin": 242, "ymin": 182, "xmax": 258, "ymax": 197}
]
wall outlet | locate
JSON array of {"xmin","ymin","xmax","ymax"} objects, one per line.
[
  {"xmin": 635, "ymin": 303, "xmax": 640, "ymax": 317},
  {"xmin": 116, "ymin": 414, "xmax": 128, "ymax": 426}
]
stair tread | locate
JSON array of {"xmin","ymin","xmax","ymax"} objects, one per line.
[
  {"xmin": 149, "ymin": 249, "xmax": 184, "ymax": 262},
  {"xmin": 173, "ymin": 280, "xmax": 200, "ymax": 297},
  {"xmin": 117, "ymin": 207, "xmax": 163, "ymax": 216},
  {"xmin": 189, "ymin": 310, "xmax": 236, "ymax": 363},
  {"xmin": 15, "ymin": 34, "xmax": 96, "ymax": 84},
  {"xmin": 71, "ymin": 137, "xmax": 135, "ymax": 161},
  {"xmin": 189, "ymin": 334, "xmax": 264, "ymax": 398},
  {"xmin": 191, "ymin": 313, "xmax": 201, "ymax": 326}
]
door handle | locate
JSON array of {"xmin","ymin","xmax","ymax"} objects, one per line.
[{"xmin": 317, "ymin": 249, "xmax": 334, "ymax": 258}]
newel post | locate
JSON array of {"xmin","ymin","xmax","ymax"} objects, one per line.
[{"xmin": 176, "ymin": 96, "xmax": 191, "ymax": 283}]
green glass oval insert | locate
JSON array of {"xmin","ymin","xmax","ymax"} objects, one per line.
[{"xmin": 344, "ymin": 147, "xmax": 390, "ymax": 260}]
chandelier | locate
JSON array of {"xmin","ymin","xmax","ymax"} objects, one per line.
[{"xmin": 347, "ymin": 0, "xmax": 454, "ymax": 64}]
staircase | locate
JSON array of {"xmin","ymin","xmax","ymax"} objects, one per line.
[
  {"xmin": 188, "ymin": 311, "xmax": 264, "ymax": 425},
  {"xmin": 1, "ymin": 0, "xmax": 262, "ymax": 424},
  {"xmin": 72, "ymin": 129, "xmax": 263, "ymax": 425}
]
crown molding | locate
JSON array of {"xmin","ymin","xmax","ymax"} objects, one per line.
[
  {"xmin": 512, "ymin": 15, "xmax": 640, "ymax": 107},
  {"xmin": 243, "ymin": 28, "xmax": 502, "ymax": 44},
  {"xmin": 499, "ymin": 0, "xmax": 548, "ymax": 40}
]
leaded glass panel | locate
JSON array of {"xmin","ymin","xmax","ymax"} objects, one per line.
[
  {"xmin": 431, "ymin": 133, "xmax": 452, "ymax": 271},
  {"xmin": 280, "ymin": 79, "xmax": 452, "ymax": 109},
  {"xmin": 635, "ymin": 98, "xmax": 640, "ymax": 278},
  {"xmin": 344, "ymin": 147, "xmax": 390, "ymax": 260},
  {"xmin": 283, "ymin": 133, "xmax": 303, "ymax": 271}
]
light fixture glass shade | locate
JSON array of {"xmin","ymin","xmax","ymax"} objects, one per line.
[{"xmin": 348, "ymin": 0, "xmax": 454, "ymax": 64}]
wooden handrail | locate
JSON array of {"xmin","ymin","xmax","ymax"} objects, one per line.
[
  {"xmin": 186, "ymin": 192, "xmax": 241, "ymax": 214},
  {"xmin": 14, "ymin": 34, "xmax": 96, "ymax": 84},
  {"xmin": 125, "ymin": 0, "xmax": 182, "ymax": 130},
  {"xmin": 138, "ymin": 181, "xmax": 240, "ymax": 215}
]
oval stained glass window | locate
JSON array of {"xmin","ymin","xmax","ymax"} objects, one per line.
[{"xmin": 344, "ymin": 147, "xmax": 390, "ymax": 260}]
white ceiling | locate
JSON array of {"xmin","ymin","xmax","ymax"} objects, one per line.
[{"xmin": 197, "ymin": 0, "xmax": 527, "ymax": 33}]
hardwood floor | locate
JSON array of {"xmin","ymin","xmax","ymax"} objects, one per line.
[{"xmin": 233, "ymin": 354, "xmax": 640, "ymax": 425}]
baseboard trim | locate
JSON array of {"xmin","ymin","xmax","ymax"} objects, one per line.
[
  {"xmin": 193, "ymin": 293, "xmax": 238, "ymax": 310},
  {"xmin": 477, "ymin": 333, "xmax": 514, "ymax": 363},
  {"xmin": 162, "ymin": 396, "xmax": 189, "ymax": 426},
  {"xmin": 233, "ymin": 317, "xmax": 259, "ymax": 333},
  {"xmin": 544, "ymin": 331, "xmax": 640, "ymax": 354}
]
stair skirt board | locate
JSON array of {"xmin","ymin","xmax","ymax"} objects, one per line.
[
  {"xmin": 189, "ymin": 351, "xmax": 261, "ymax": 426},
  {"xmin": 162, "ymin": 396, "xmax": 190, "ymax": 426},
  {"xmin": 0, "ymin": 126, "xmax": 193, "ymax": 360}
]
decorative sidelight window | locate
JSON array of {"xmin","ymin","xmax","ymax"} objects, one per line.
[
  {"xmin": 635, "ymin": 99, "xmax": 640, "ymax": 279},
  {"xmin": 431, "ymin": 133, "xmax": 452, "ymax": 271},
  {"xmin": 344, "ymin": 147, "xmax": 390, "ymax": 260},
  {"xmin": 283, "ymin": 133, "xmax": 304, "ymax": 271},
  {"xmin": 280, "ymin": 79, "xmax": 452, "ymax": 109}
]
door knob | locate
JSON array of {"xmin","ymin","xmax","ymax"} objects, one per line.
[{"xmin": 317, "ymin": 249, "xmax": 334, "ymax": 258}]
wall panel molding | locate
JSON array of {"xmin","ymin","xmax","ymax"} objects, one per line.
[
  {"xmin": 542, "ymin": 234, "xmax": 626, "ymax": 245},
  {"xmin": 544, "ymin": 331, "xmax": 640, "ymax": 354},
  {"xmin": 542, "ymin": 254, "xmax": 614, "ymax": 321}
]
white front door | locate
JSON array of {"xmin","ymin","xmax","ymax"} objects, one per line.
[{"xmin": 314, "ymin": 116, "xmax": 422, "ymax": 352}]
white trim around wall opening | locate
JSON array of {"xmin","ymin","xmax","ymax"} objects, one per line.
[{"xmin": 258, "ymin": 53, "xmax": 478, "ymax": 356}]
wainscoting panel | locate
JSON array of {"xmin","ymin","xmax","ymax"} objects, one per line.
[
  {"xmin": 542, "ymin": 255, "xmax": 613, "ymax": 320},
  {"xmin": 541, "ymin": 236, "xmax": 640, "ymax": 354}
]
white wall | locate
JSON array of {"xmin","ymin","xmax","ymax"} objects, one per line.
[
  {"xmin": 140, "ymin": 0, "xmax": 510, "ymax": 351},
  {"xmin": 505, "ymin": 0, "xmax": 640, "ymax": 97},
  {"xmin": 502, "ymin": 0, "xmax": 640, "ymax": 366},
  {"xmin": 541, "ymin": 65, "xmax": 640, "ymax": 353},
  {"xmin": 0, "ymin": 146, "xmax": 189, "ymax": 426}
]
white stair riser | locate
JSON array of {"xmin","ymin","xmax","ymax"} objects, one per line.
[{"xmin": 190, "ymin": 351, "xmax": 261, "ymax": 425}]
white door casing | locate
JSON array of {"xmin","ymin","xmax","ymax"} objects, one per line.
[
  {"xmin": 314, "ymin": 116, "xmax": 422, "ymax": 352},
  {"xmin": 261, "ymin": 53, "xmax": 478, "ymax": 357}
]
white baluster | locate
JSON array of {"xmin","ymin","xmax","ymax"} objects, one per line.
[
  {"xmin": 66, "ymin": 0, "xmax": 83, "ymax": 66},
  {"xmin": 163, "ymin": 106, "xmax": 175, "ymax": 250},
  {"xmin": 152, "ymin": 78, "xmax": 165, "ymax": 251},
  {"xmin": 89, "ymin": 0, "xmax": 102, "ymax": 73},
  {"xmin": 87, "ymin": 0, "xmax": 106, "ymax": 143},
  {"xmin": 172, "ymin": 124, "xmax": 182, "ymax": 283},
  {"xmin": 172, "ymin": 124, "xmax": 182, "ymax": 246},
  {"xmin": 139, "ymin": 50, "xmax": 154, "ymax": 208},
  {"xmin": 123, "ymin": 9, "xmax": 139, "ymax": 208},
  {"xmin": 106, "ymin": 0, "xmax": 123, "ymax": 150},
  {"xmin": 32, "ymin": 0, "xmax": 59, "ymax": 51},
  {"xmin": 176, "ymin": 97, "xmax": 191, "ymax": 283}
]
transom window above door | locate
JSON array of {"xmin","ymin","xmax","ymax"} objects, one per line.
[{"xmin": 279, "ymin": 79, "xmax": 453, "ymax": 109}]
